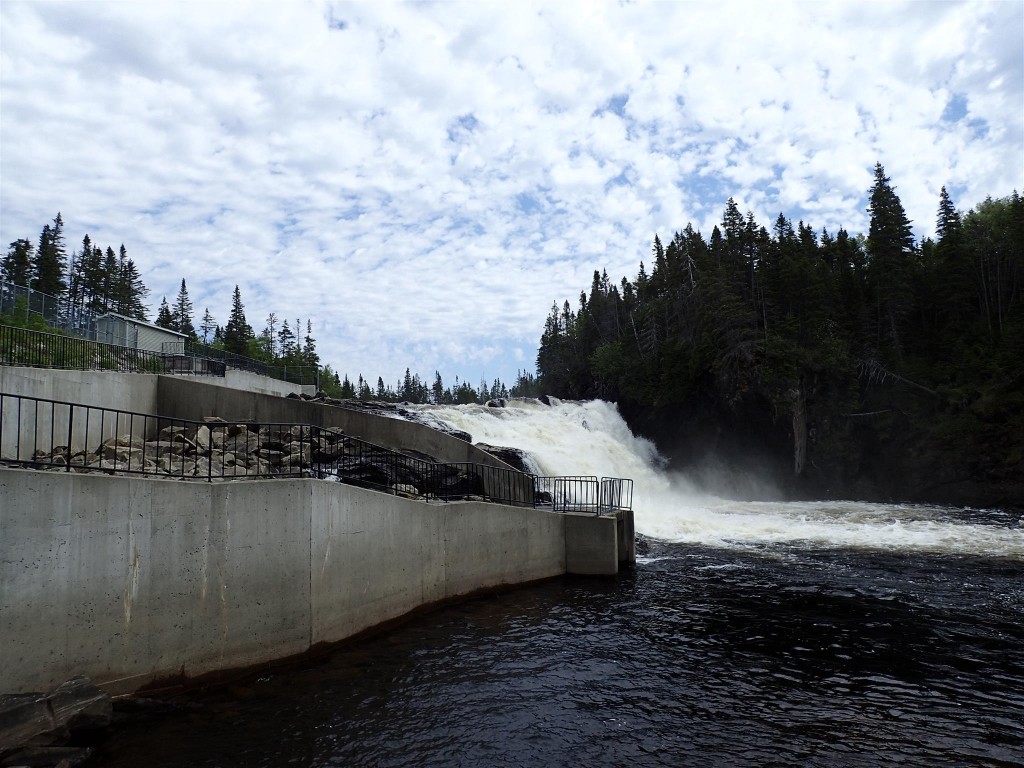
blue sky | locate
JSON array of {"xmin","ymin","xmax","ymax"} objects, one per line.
[{"xmin": 2, "ymin": 1, "xmax": 1022, "ymax": 390}]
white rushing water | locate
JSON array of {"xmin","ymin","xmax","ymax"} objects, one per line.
[{"xmin": 409, "ymin": 398, "xmax": 1023, "ymax": 558}]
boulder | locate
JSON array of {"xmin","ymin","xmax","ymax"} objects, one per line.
[
  {"xmin": 475, "ymin": 444, "xmax": 535, "ymax": 474},
  {"xmin": 194, "ymin": 426, "xmax": 212, "ymax": 453},
  {"xmin": 0, "ymin": 677, "xmax": 111, "ymax": 756}
]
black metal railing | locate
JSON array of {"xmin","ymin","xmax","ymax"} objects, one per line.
[
  {"xmin": 0, "ymin": 392, "xmax": 549, "ymax": 507},
  {"xmin": 0, "ymin": 391, "xmax": 633, "ymax": 513},
  {"xmin": 0, "ymin": 324, "xmax": 227, "ymax": 376},
  {"xmin": 524, "ymin": 475, "xmax": 633, "ymax": 515},
  {"xmin": 162, "ymin": 341, "xmax": 319, "ymax": 387}
]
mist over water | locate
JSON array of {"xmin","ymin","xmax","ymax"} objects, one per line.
[{"xmin": 411, "ymin": 399, "xmax": 1023, "ymax": 558}]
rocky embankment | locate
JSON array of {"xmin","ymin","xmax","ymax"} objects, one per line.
[
  {"xmin": 8, "ymin": 416, "xmax": 495, "ymax": 500},
  {"xmin": 6, "ymin": 419, "xmax": 342, "ymax": 479}
]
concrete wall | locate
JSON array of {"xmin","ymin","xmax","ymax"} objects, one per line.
[
  {"xmin": 564, "ymin": 512, "xmax": 619, "ymax": 575},
  {"xmin": 0, "ymin": 369, "xmax": 161, "ymax": 461},
  {"xmin": 156, "ymin": 376, "xmax": 513, "ymax": 471},
  {"xmin": 0, "ymin": 467, "xmax": 567, "ymax": 695},
  {"xmin": 0, "ymin": 367, "xmax": 160, "ymax": 413},
  {"xmin": 221, "ymin": 369, "xmax": 304, "ymax": 398}
]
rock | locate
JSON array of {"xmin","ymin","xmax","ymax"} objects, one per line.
[
  {"xmin": 0, "ymin": 695, "xmax": 58, "ymax": 750},
  {"xmin": 485, "ymin": 398, "xmax": 507, "ymax": 408},
  {"xmin": 46, "ymin": 678, "xmax": 111, "ymax": 732},
  {"xmin": 475, "ymin": 444, "xmax": 534, "ymax": 474},
  {"xmin": 100, "ymin": 435, "xmax": 143, "ymax": 451},
  {"xmin": 0, "ymin": 677, "xmax": 110, "ymax": 757},
  {"xmin": 256, "ymin": 448, "xmax": 285, "ymax": 464},
  {"xmin": 194, "ymin": 426, "xmax": 212, "ymax": 453}
]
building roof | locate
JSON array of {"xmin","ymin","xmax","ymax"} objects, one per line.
[{"xmin": 94, "ymin": 312, "xmax": 188, "ymax": 338}]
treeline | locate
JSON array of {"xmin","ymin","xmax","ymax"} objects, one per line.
[
  {"xmin": 1, "ymin": 217, "xmax": 322, "ymax": 375},
  {"xmin": 153, "ymin": 281, "xmax": 321, "ymax": 373},
  {"xmin": 319, "ymin": 368, "xmax": 541, "ymax": 405},
  {"xmin": 3, "ymin": 214, "xmax": 539, "ymax": 407},
  {"xmin": 2, "ymin": 214, "xmax": 149, "ymax": 323},
  {"xmin": 536, "ymin": 163, "xmax": 1023, "ymax": 501}
]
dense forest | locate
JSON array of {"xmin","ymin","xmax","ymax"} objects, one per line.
[
  {"xmin": 535, "ymin": 164, "xmax": 1023, "ymax": 506},
  {"xmin": 1, "ymin": 216, "xmax": 534, "ymax": 404}
]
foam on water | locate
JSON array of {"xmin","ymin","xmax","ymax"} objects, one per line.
[{"xmin": 410, "ymin": 398, "xmax": 1023, "ymax": 558}]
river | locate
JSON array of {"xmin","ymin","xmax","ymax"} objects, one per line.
[{"xmin": 98, "ymin": 399, "xmax": 1024, "ymax": 767}]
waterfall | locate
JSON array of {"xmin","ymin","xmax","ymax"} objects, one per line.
[{"xmin": 408, "ymin": 399, "xmax": 1023, "ymax": 557}]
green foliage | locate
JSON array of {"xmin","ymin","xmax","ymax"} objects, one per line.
[
  {"xmin": 0, "ymin": 297, "xmax": 51, "ymax": 332},
  {"xmin": 534, "ymin": 167, "xmax": 1024, "ymax": 497}
]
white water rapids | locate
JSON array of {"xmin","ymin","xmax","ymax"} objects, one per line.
[{"xmin": 409, "ymin": 398, "xmax": 1023, "ymax": 558}]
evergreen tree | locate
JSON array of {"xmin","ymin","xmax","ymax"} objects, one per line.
[
  {"xmin": 32, "ymin": 213, "xmax": 67, "ymax": 299},
  {"xmin": 200, "ymin": 308, "xmax": 216, "ymax": 344},
  {"xmin": 222, "ymin": 285, "xmax": 253, "ymax": 356},
  {"xmin": 866, "ymin": 162, "xmax": 916, "ymax": 357},
  {"xmin": 936, "ymin": 185, "xmax": 961, "ymax": 241},
  {"xmin": 100, "ymin": 247, "xmax": 118, "ymax": 314},
  {"xmin": 117, "ymin": 257, "xmax": 149, "ymax": 320},
  {"xmin": 2, "ymin": 239, "xmax": 34, "ymax": 286},
  {"xmin": 155, "ymin": 297, "xmax": 175, "ymax": 329},
  {"xmin": 258, "ymin": 312, "xmax": 278, "ymax": 359},
  {"xmin": 302, "ymin": 319, "xmax": 318, "ymax": 367},
  {"xmin": 173, "ymin": 279, "xmax": 197, "ymax": 340},
  {"xmin": 432, "ymin": 371, "xmax": 445, "ymax": 404},
  {"xmin": 277, "ymin": 318, "xmax": 296, "ymax": 360}
]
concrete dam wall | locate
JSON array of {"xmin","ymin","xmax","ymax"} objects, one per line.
[
  {"xmin": 1, "ymin": 367, "xmax": 632, "ymax": 695},
  {"xmin": 0, "ymin": 469, "xmax": 569, "ymax": 695}
]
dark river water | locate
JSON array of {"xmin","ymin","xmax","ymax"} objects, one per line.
[{"xmin": 97, "ymin": 538, "xmax": 1024, "ymax": 767}]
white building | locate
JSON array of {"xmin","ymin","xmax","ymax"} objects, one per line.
[{"xmin": 93, "ymin": 313, "xmax": 187, "ymax": 353}]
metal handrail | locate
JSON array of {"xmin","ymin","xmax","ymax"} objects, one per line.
[
  {"xmin": 0, "ymin": 391, "xmax": 552, "ymax": 508},
  {"xmin": 533, "ymin": 475, "xmax": 633, "ymax": 515},
  {"xmin": 0, "ymin": 324, "xmax": 224, "ymax": 377},
  {"xmin": 163, "ymin": 340, "xmax": 319, "ymax": 386}
]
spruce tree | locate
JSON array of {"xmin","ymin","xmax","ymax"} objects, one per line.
[
  {"xmin": 99, "ymin": 247, "xmax": 118, "ymax": 314},
  {"xmin": 936, "ymin": 186, "xmax": 961, "ymax": 241},
  {"xmin": 302, "ymin": 319, "xmax": 318, "ymax": 367},
  {"xmin": 32, "ymin": 213, "xmax": 67, "ymax": 300},
  {"xmin": 200, "ymin": 308, "xmax": 216, "ymax": 344},
  {"xmin": 222, "ymin": 285, "xmax": 253, "ymax": 356},
  {"xmin": 3, "ymin": 239, "xmax": 34, "ymax": 286},
  {"xmin": 173, "ymin": 279, "xmax": 197, "ymax": 340},
  {"xmin": 262, "ymin": 312, "xmax": 278, "ymax": 357},
  {"xmin": 120, "ymin": 258, "xmax": 149, "ymax": 320},
  {"xmin": 155, "ymin": 297, "xmax": 175, "ymax": 329},
  {"xmin": 277, "ymin": 318, "xmax": 296, "ymax": 360},
  {"xmin": 866, "ymin": 162, "xmax": 916, "ymax": 356}
]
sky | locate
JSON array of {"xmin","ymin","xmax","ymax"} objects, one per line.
[{"xmin": 2, "ymin": 1, "xmax": 1022, "ymax": 391}]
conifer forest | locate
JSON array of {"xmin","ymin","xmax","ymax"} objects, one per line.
[{"xmin": 535, "ymin": 165, "xmax": 1023, "ymax": 504}]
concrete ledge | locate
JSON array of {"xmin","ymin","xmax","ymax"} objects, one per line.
[{"xmin": 564, "ymin": 512, "xmax": 619, "ymax": 575}]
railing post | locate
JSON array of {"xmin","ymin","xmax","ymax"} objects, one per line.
[{"xmin": 66, "ymin": 404, "xmax": 73, "ymax": 472}]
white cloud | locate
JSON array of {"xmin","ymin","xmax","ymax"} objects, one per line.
[{"xmin": 1, "ymin": 0, "xmax": 1021, "ymax": 388}]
